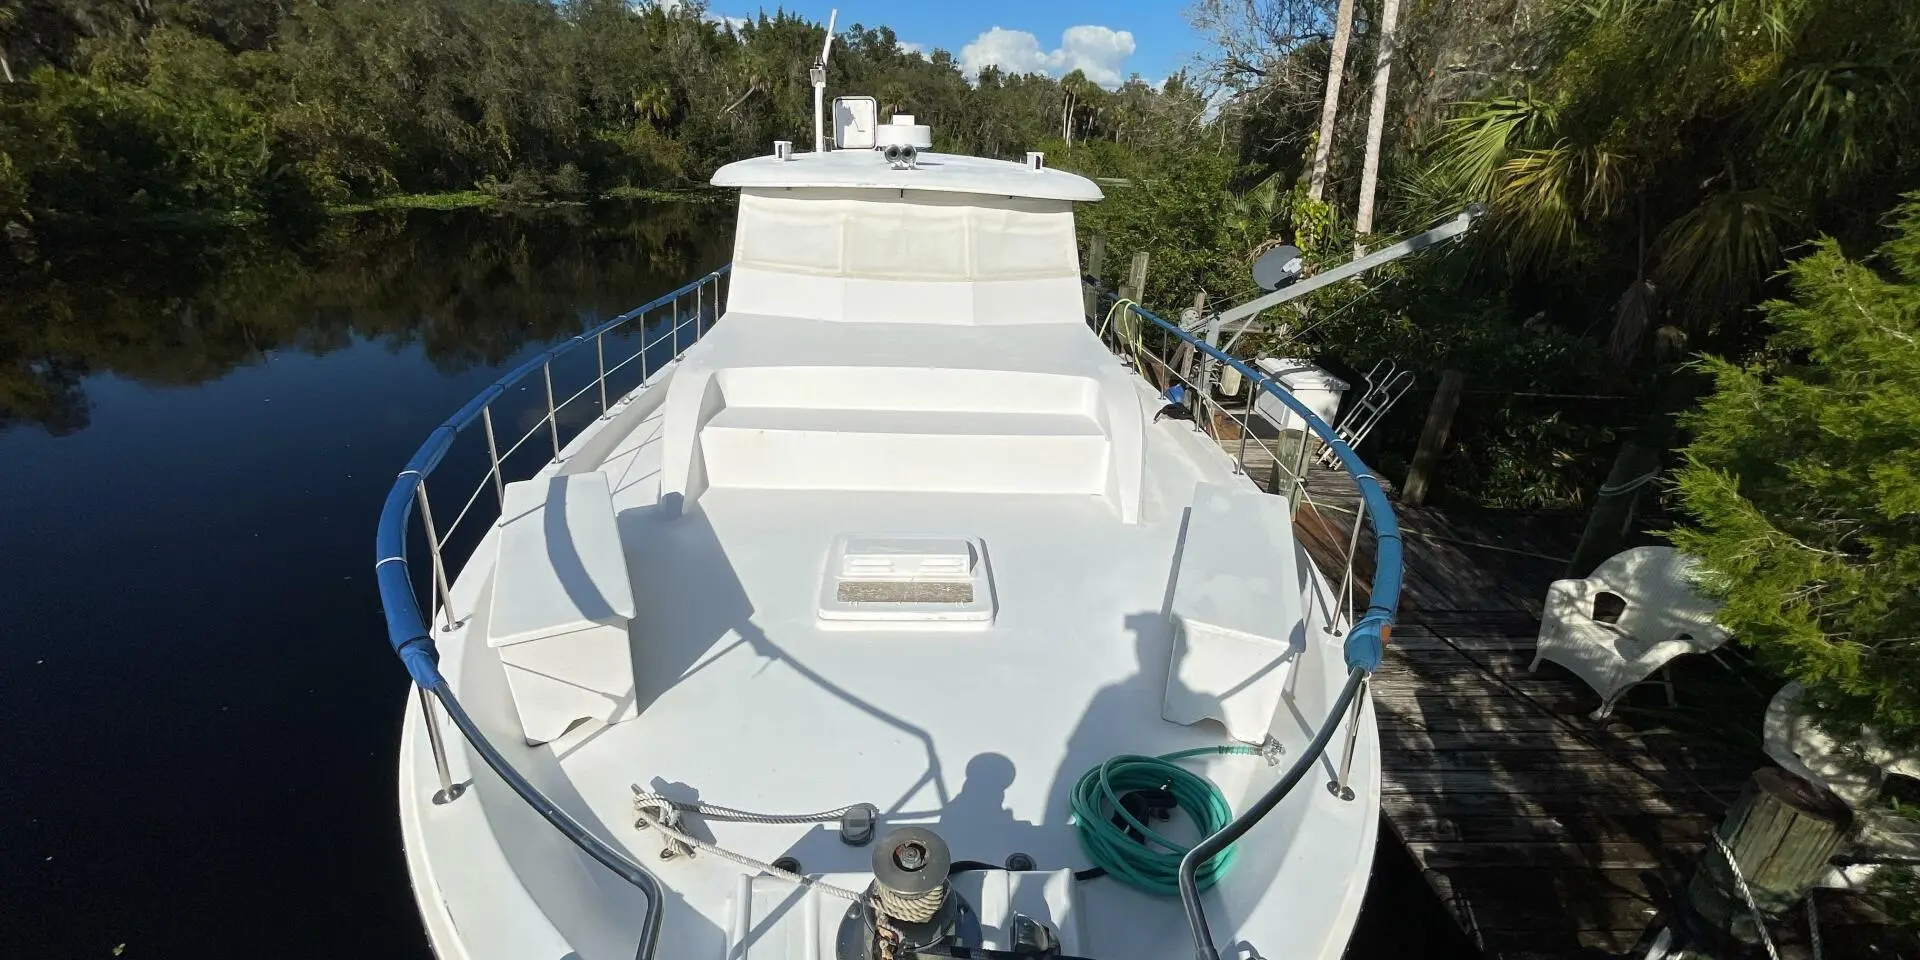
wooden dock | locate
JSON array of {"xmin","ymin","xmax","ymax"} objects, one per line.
[{"xmin": 1227, "ymin": 437, "xmax": 1914, "ymax": 958}]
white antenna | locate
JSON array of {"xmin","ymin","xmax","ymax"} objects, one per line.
[{"xmin": 811, "ymin": 8, "xmax": 838, "ymax": 154}]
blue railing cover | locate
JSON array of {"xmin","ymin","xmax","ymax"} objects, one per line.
[{"xmin": 1125, "ymin": 303, "xmax": 1402, "ymax": 671}]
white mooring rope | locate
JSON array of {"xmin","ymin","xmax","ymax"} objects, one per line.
[
  {"xmin": 1806, "ymin": 888, "xmax": 1824, "ymax": 960},
  {"xmin": 1712, "ymin": 831, "xmax": 1781, "ymax": 960},
  {"xmin": 629, "ymin": 787, "xmax": 868, "ymax": 902}
]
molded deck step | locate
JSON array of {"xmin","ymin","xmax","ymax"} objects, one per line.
[{"xmin": 699, "ymin": 405, "xmax": 1110, "ymax": 494}]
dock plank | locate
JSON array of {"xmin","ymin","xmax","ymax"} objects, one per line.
[{"xmin": 1244, "ymin": 456, "xmax": 1920, "ymax": 958}]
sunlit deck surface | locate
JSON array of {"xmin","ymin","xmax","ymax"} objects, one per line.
[
  {"xmin": 429, "ymin": 311, "xmax": 1384, "ymax": 960},
  {"xmin": 1243, "ymin": 447, "xmax": 1919, "ymax": 959}
]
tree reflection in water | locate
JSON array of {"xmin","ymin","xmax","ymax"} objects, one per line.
[{"xmin": 0, "ymin": 199, "xmax": 733, "ymax": 436}]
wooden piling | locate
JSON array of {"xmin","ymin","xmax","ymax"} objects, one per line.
[
  {"xmin": 1686, "ymin": 768, "xmax": 1853, "ymax": 946},
  {"xmin": 1174, "ymin": 290, "xmax": 1203, "ymax": 398},
  {"xmin": 1126, "ymin": 250, "xmax": 1150, "ymax": 305},
  {"xmin": 1083, "ymin": 233, "xmax": 1106, "ymax": 322},
  {"xmin": 1402, "ymin": 370, "xmax": 1464, "ymax": 506}
]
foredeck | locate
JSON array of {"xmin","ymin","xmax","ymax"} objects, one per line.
[
  {"xmin": 383, "ymin": 269, "xmax": 1411, "ymax": 960},
  {"xmin": 475, "ymin": 341, "xmax": 1372, "ymax": 956}
]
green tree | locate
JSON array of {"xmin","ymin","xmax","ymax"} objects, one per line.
[
  {"xmin": 1411, "ymin": 0, "xmax": 1920, "ymax": 357},
  {"xmin": 1668, "ymin": 196, "xmax": 1920, "ymax": 746}
]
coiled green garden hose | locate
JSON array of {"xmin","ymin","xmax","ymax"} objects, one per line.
[{"xmin": 1068, "ymin": 746, "xmax": 1260, "ymax": 896}]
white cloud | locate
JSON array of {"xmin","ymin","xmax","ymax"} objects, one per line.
[
  {"xmin": 959, "ymin": 25, "xmax": 1136, "ymax": 89},
  {"xmin": 652, "ymin": 1, "xmax": 747, "ymax": 33},
  {"xmin": 897, "ymin": 41, "xmax": 926, "ymax": 58}
]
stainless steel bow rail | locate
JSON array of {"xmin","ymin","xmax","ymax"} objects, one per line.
[
  {"xmin": 373, "ymin": 266, "xmax": 1402, "ymax": 960},
  {"xmin": 1103, "ymin": 300, "xmax": 1403, "ymax": 960},
  {"xmin": 375, "ymin": 266, "xmax": 728, "ymax": 960}
]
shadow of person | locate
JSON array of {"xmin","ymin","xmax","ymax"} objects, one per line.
[
  {"xmin": 1042, "ymin": 613, "xmax": 1297, "ymax": 958},
  {"xmin": 772, "ymin": 751, "xmax": 1046, "ymax": 877},
  {"xmin": 935, "ymin": 752, "xmax": 1051, "ymax": 866},
  {"xmin": 1048, "ymin": 611, "xmax": 1176, "ymax": 832}
]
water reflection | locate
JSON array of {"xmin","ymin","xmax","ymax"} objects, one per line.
[{"xmin": 0, "ymin": 199, "xmax": 734, "ymax": 435}]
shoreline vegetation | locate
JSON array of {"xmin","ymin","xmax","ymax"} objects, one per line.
[
  {"xmin": 14, "ymin": 186, "xmax": 726, "ymax": 231},
  {"xmin": 3, "ymin": 0, "xmax": 1916, "ymax": 516},
  {"xmin": 322, "ymin": 185, "xmax": 725, "ymax": 216}
]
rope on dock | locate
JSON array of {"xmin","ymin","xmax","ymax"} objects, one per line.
[{"xmin": 1712, "ymin": 830, "xmax": 1781, "ymax": 960}]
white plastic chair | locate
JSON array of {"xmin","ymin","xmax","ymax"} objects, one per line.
[
  {"xmin": 1764, "ymin": 681, "xmax": 1920, "ymax": 889},
  {"xmin": 1529, "ymin": 546, "xmax": 1731, "ymax": 719}
]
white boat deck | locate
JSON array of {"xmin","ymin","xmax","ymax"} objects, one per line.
[
  {"xmin": 403, "ymin": 311, "xmax": 1380, "ymax": 960},
  {"xmin": 397, "ymin": 148, "xmax": 1381, "ymax": 960}
]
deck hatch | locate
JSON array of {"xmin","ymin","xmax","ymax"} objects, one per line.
[{"xmin": 818, "ymin": 536, "xmax": 994, "ymax": 626}]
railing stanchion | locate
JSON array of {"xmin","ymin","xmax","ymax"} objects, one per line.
[
  {"xmin": 1327, "ymin": 676, "xmax": 1368, "ymax": 801},
  {"xmin": 482, "ymin": 405, "xmax": 505, "ymax": 507},
  {"xmin": 415, "ymin": 481, "xmax": 457, "ymax": 632},
  {"xmin": 1289, "ymin": 427, "xmax": 1313, "ymax": 517},
  {"xmin": 1236, "ymin": 377, "xmax": 1258, "ymax": 470},
  {"xmin": 672, "ymin": 298, "xmax": 681, "ymax": 358},
  {"xmin": 697, "ymin": 279, "xmax": 704, "ymax": 336},
  {"xmin": 418, "ymin": 685, "xmax": 464, "ymax": 804},
  {"xmin": 543, "ymin": 360, "xmax": 560, "ymax": 458},
  {"xmin": 1338, "ymin": 497, "xmax": 1367, "ymax": 630},
  {"xmin": 595, "ymin": 330, "xmax": 608, "ymax": 417},
  {"xmin": 637, "ymin": 309, "xmax": 649, "ymax": 380}
]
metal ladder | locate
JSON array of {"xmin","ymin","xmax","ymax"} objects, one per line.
[{"xmin": 1318, "ymin": 360, "xmax": 1415, "ymax": 467}]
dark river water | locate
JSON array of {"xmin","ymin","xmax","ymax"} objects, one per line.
[{"xmin": 0, "ymin": 202, "xmax": 1475, "ymax": 960}]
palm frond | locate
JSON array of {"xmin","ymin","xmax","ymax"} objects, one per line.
[
  {"xmin": 1654, "ymin": 187, "xmax": 1799, "ymax": 317},
  {"xmin": 1494, "ymin": 142, "xmax": 1582, "ymax": 270},
  {"xmin": 1391, "ymin": 159, "xmax": 1465, "ymax": 228},
  {"xmin": 1579, "ymin": 146, "xmax": 1629, "ymax": 219},
  {"xmin": 1424, "ymin": 95, "xmax": 1558, "ymax": 203},
  {"xmin": 1488, "ymin": 138, "xmax": 1629, "ymax": 271},
  {"xmin": 1649, "ymin": 0, "xmax": 1807, "ymax": 93},
  {"xmin": 1760, "ymin": 58, "xmax": 1911, "ymax": 191}
]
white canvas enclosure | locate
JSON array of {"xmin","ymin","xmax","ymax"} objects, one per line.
[{"xmin": 726, "ymin": 188, "xmax": 1085, "ymax": 325}]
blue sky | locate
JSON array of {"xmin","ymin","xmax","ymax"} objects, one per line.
[{"xmin": 700, "ymin": 2, "xmax": 1202, "ymax": 88}]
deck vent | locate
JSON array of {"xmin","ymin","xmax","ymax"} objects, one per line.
[
  {"xmin": 773, "ymin": 140, "xmax": 794, "ymax": 161},
  {"xmin": 1027, "ymin": 152, "xmax": 1045, "ymax": 171},
  {"xmin": 818, "ymin": 536, "xmax": 995, "ymax": 627}
]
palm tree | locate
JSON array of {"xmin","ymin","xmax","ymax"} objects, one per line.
[
  {"xmin": 1353, "ymin": 0, "xmax": 1401, "ymax": 247},
  {"xmin": 0, "ymin": 5, "xmax": 16, "ymax": 83},
  {"xmin": 1306, "ymin": 0, "xmax": 1357, "ymax": 202},
  {"xmin": 1407, "ymin": 0, "xmax": 1918, "ymax": 357},
  {"xmin": 1060, "ymin": 70, "xmax": 1099, "ymax": 147}
]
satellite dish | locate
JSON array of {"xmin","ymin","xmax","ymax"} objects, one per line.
[{"xmin": 1253, "ymin": 244, "xmax": 1305, "ymax": 292}]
